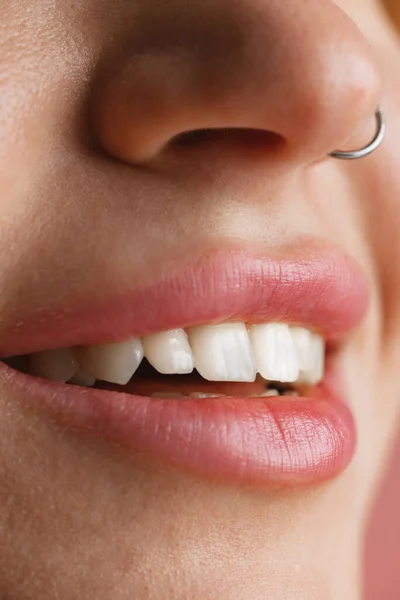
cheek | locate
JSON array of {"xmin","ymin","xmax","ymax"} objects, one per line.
[
  {"xmin": 364, "ymin": 159, "xmax": 400, "ymax": 332},
  {"xmin": 352, "ymin": 138, "xmax": 400, "ymax": 438},
  {"xmin": 363, "ymin": 59, "xmax": 400, "ymax": 326}
]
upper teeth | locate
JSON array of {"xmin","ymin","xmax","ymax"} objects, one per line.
[
  {"xmin": 76, "ymin": 338, "xmax": 144, "ymax": 386},
  {"xmin": 27, "ymin": 322, "xmax": 325, "ymax": 387},
  {"xmin": 189, "ymin": 323, "xmax": 257, "ymax": 383},
  {"xmin": 30, "ymin": 348, "xmax": 79, "ymax": 383},
  {"xmin": 142, "ymin": 329, "xmax": 194, "ymax": 375}
]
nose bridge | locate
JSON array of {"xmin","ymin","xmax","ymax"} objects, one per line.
[{"xmin": 94, "ymin": 0, "xmax": 381, "ymax": 165}]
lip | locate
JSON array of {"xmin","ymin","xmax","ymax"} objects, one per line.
[
  {"xmin": 0, "ymin": 247, "xmax": 369, "ymax": 486},
  {"xmin": 0, "ymin": 247, "xmax": 368, "ymax": 357}
]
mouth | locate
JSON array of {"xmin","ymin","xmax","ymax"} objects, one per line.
[
  {"xmin": 0, "ymin": 247, "xmax": 368, "ymax": 487},
  {"xmin": 5, "ymin": 321, "xmax": 324, "ymax": 399}
]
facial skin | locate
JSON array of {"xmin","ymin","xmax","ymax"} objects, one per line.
[{"xmin": 0, "ymin": 0, "xmax": 400, "ymax": 598}]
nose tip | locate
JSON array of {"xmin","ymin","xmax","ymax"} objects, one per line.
[{"xmin": 93, "ymin": 0, "xmax": 382, "ymax": 166}]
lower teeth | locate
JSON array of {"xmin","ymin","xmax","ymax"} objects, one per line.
[
  {"xmin": 189, "ymin": 392, "xmax": 225, "ymax": 399},
  {"xmin": 2, "ymin": 357, "xmax": 305, "ymax": 399},
  {"xmin": 147, "ymin": 388, "xmax": 299, "ymax": 399}
]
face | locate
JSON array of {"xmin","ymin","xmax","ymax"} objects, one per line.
[{"xmin": 1, "ymin": 0, "xmax": 400, "ymax": 598}]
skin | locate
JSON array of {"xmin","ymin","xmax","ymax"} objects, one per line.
[{"xmin": 0, "ymin": 0, "xmax": 400, "ymax": 597}]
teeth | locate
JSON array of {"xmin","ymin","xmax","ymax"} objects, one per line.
[
  {"xmin": 150, "ymin": 392, "xmax": 183, "ymax": 398},
  {"xmin": 189, "ymin": 323, "xmax": 256, "ymax": 382},
  {"xmin": 30, "ymin": 348, "xmax": 78, "ymax": 382},
  {"xmin": 263, "ymin": 389, "xmax": 280, "ymax": 397},
  {"xmin": 68, "ymin": 370, "xmax": 97, "ymax": 387},
  {"xmin": 189, "ymin": 392, "xmax": 225, "ymax": 398},
  {"xmin": 249, "ymin": 323, "xmax": 299, "ymax": 383},
  {"xmin": 150, "ymin": 392, "xmax": 225, "ymax": 399},
  {"xmin": 291, "ymin": 327, "xmax": 315, "ymax": 371},
  {"xmin": 250, "ymin": 389, "xmax": 280, "ymax": 397},
  {"xmin": 24, "ymin": 321, "xmax": 325, "ymax": 391},
  {"xmin": 78, "ymin": 338, "xmax": 143, "ymax": 385},
  {"xmin": 143, "ymin": 329, "xmax": 194, "ymax": 375},
  {"xmin": 293, "ymin": 331, "xmax": 325, "ymax": 385}
]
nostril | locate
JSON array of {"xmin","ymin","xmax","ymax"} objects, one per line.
[
  {"xmin": 168, "ymin": 128, "xmax": 285, "ymax": 154},
  {"xmin": 93, "ymin": 0, "xmax": 382, "ymax": 168}
]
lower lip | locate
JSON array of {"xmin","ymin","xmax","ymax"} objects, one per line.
[{"xmin": 0, "ymin": 362, "xmax": 356, "ymax": 487}]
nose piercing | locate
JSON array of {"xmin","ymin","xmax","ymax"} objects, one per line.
[{"xmin": 329, "ymin": 106, "xmax": 385, "ymax": 160}]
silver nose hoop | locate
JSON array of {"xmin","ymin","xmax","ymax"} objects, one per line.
[{"xmin": 328, "ymin": 106, "xmax": 386, "ymax": 160}]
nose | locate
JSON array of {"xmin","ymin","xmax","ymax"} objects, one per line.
[{"xmin": 93, "ymin": 0, "xmax": 381, "ymax": 166}]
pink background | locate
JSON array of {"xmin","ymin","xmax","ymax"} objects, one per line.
[{"xmin": 364, "ymin": 433, "xmax": 400, "ymax": 599}]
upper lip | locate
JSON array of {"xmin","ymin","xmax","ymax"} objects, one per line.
[{"xmin": 0, "ymin": 244, "xmax": 369, "ymax": 358}]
